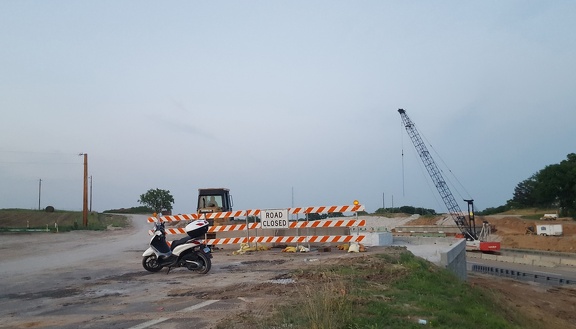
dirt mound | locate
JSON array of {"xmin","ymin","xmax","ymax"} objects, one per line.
[{"xmin": 480, "ymin": 216, "xmax": 576, "ymax": 253}]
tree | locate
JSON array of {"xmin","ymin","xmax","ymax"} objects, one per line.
[
  {"xmin": 508, "ymin": 153, "xmax": 576, "ymax": 216},
  {"xmin": 535, "ymin": 154, "xmax": 576, "ymax": 216},
  {"xmin": 509, "ymin": 174, "xmax": 538, "ymax": 207},
  {"xmin": 138, "ymin": 188, "xmax": 175, "ymax": 213}
]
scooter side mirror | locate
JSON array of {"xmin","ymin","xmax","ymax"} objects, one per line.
[{"xmin": 154, "ymin": 221, "xmax": 166, "ymax": 233}]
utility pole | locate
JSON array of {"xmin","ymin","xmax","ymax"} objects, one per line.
[
  {"xmin": 38, "ymin": 179, "xmax": 42, "ymax": 210},
  {"xmin": 80, "ymin": 153, "xmax": 88, "ymax": 227},
  {"xmin": 89, "ymin": 175, "xmax": 93, "ymax": 212}
]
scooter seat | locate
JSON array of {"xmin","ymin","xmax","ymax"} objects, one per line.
[{"xmin": 170, "ymin": 236, "xmax": 192, "ymax": 251}]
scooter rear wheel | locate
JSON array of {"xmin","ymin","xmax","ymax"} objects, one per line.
[
  {"xmin": 188, "ymin": 252, "xmax": 211, "ymax": 274},
  {"xmin": 142, "ymin": 255, "xmax": 163, "ymax": 272}
]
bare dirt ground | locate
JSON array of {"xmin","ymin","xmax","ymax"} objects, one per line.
[
  {"xmin": 487, "ymin": 215, "xmax": 576, "ymax": 252},
  {"xmin": 1, "ymin": 214, "xmax": 575, "ymax": 328}
]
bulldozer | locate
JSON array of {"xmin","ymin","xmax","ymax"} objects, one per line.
[
  {"xmin": 526, "ymin": 225, "xmax": 536, "ymax": 235},
  {"xmin": 196, "ymin": 188, "xmax": 234, "ymax": 239},
  {"xmin": 197, "ymin": 188, "xmax": 232, "ymax": 213}
]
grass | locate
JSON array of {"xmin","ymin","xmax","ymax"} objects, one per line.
[
  {"xmin": 494, "ymin": 208, "xmax": 569, "ymax": 221},
  {"xmin": 0, "ymin": 208, "xmax": 129, "ymax": 232},
  {"xmin": 226, "ymin": 249, "xmax": 534, "ymax": 329}
]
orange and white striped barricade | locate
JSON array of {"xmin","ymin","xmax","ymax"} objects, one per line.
[
  {"xmin": 147, "ymin": 204, "xmax": 365, "ymax": 223},
  {"xmin": 288, "ymin": 204, "xmax": 365, "ymax": 215},
  {"xmin": 147, "ymin": 204, "xmax": 366, "ymax": 247},
  {"xmin": 203, "ymin": 234, "xmax": 365, "ymax": 246},
  {"xmin": 148, "ymin": 219, "xmax": 366, "ymax": 235},
  {"xmin": 148, "ymin": 222, "xmax": 260, "ymax": 236},
  {"xmin": 147, "ymin": 210, "xmax": 255, "ymax": 223}
]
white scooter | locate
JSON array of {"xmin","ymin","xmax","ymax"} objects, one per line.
[{"xmin": 142, "ymin": 220, "xmax": 212, "ymax": 274}]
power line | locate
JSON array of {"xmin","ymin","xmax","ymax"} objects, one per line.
[
  {"xmin": 0, "ymin": 150, "xmax": 79, "ymax": 155},
  {"xmin": 0, "ymin": 161, "xmax": 80, "ymax": 165}
]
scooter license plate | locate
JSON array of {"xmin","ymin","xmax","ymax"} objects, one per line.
[{"xmin": 203, "ymin": 247, "xmax": 211, "ymax": 253}]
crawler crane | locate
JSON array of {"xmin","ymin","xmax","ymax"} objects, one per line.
[{"xmin": 398, "ymin": 109, "xmax": 500, "ymax": 252}]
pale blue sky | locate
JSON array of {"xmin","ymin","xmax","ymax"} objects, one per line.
[{"xmin": 1, "ymin": 1, "xmax": 575, "ymax": 214}]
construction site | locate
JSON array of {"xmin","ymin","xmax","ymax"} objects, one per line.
[
  {"xmin": 154, "ymin": 206, "xmax": 576, "ymax": 328},
  {"xmin": 1, "ymin": 202, "xmax": 576, "ymax": 329},
  {"xmin": 2, "ymin": 112, "xmax": 574, "ymax": 328}
]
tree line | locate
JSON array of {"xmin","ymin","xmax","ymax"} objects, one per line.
[
  {"xmin": 374, "ymin": 206, "xmax": 437, "ymax": 216},
  {"xmin": 507, "ymin": 153, "xmax": 576, "ymax": 217}
]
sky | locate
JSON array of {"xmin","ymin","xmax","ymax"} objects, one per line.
[{"xmin": 1, "ymin": 1, "xmax": 575, "ymax": 215}]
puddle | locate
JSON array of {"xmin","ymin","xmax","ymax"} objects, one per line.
[
  {"xmin": 87, "ymin": 289, "xmax": 124, "ymax": 298},
  {"xmin": 7, "ymin": 287, "xmax": 82, "ymax": 300},
  {"xmin": 266, "ymin": 278, "xmax": 295, "ymax": 284}
]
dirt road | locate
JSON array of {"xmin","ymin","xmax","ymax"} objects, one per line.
[{"xmin": 0, "ymin": 215, "xmax": 375, "ymax": 329}]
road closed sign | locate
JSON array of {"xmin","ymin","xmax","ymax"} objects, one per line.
[{"xmin": 261, "ymin": 209, "xmax": 289, "ymax": 229}]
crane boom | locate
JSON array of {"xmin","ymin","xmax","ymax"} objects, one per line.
[{"xmin": 398, "ymin": 109, "xmax": 499, "ymax": 252}]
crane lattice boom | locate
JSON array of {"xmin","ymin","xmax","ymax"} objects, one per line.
[{"xmin": 398, "ymin": 108, "xmax": 477, "ymax": 240}]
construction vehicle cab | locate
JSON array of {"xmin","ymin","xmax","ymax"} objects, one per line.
[
  {"xmin": 197, "ymin": 188, "xmax": 233, "ymax": 214},
  {"xmin": 197, "ymin": 188, "xmax": 233, "ymax": 241}
]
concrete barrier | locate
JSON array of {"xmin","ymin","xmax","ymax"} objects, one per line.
[
  {"xmin": 466, "ymin": 252, "xmax": 482, "ymax": 259},
  {"xmin": 537, "ymin": 261, "xmax": 558, "ymax": 268},
  {"xmin": 362, "ymin": 232, "xmax": 393, "ymax": 246},
  {"xmin": 440, "ymin": 239, "xmax": 467, "ymax": 281},
  {"xmin": 561, "ymin": 258, "xmax": 576, "ymax": 267},
  {"xmin": 513, "ymin": 257, "xmax": 533, "ymax": 266},
  {"xmin": 391, "ymin": 236, "xmax": 467, "ymax": 281},
  {"xmin": 483, "ymin": 254, "xmax": 499, "ymax": 261},
  {"xmin": 499, "ymin": 256, "xmax": 515, "ymax": 263}
]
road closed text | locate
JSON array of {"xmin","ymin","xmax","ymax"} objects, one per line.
[{"xmin": 261, "ymin": 209, "xmax": 289, "ymax": 229}]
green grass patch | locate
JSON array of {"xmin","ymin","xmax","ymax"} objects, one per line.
[
  {"xmin": 247, "ymin": 249, "xmax": 533, "ymax": 329},
  {"xmin": 0, "ymin": 209, "xmax": 129, "ymax": 232},
  {"xmin": 520, "ymin": 214, "xmax": 545, "ymax": 220}
]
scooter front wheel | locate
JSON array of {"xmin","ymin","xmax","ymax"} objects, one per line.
[{"xmin": 142, "ymin": 255, "xmax": 163, "ymax": 272}]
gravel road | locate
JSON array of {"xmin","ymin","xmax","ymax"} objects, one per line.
[{"xmin": 0, "ymin": 215, "xmax": 373, "ymax": 329}]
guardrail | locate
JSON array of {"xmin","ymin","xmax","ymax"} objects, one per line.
[{"xmin": 471, "ymin": 264, "xmax": 575, "ymax": 286}]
